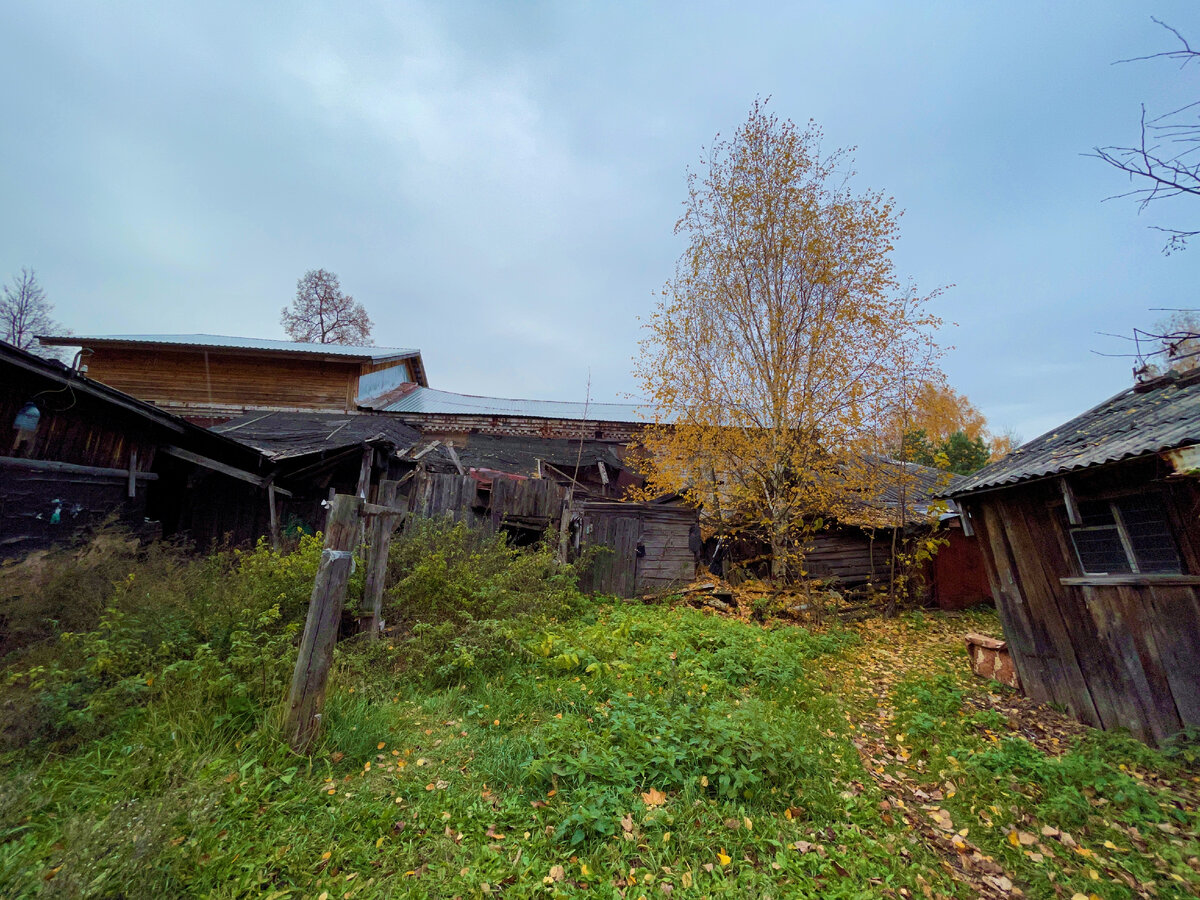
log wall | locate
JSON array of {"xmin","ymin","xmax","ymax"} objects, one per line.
[{"xmin": 804, "ymin": 528, "xmax": 892, "ymax": 587}]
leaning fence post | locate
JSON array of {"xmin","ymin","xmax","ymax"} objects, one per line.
[
  {"xmin": 359, "ymin": 479, "xmax": 400, "ymax": 639},
  {"xmin": 284, "ymin": 493, "xmax": 362, "ymax": 753}
]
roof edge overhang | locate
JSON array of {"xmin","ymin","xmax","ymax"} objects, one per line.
[
  {"xmin": 943, "ymin": 445, "xmax": 1196, "ymax": 503},
  {"xmin": 37, "ymin": 334, "xmax": 421, "ymax": 367}
]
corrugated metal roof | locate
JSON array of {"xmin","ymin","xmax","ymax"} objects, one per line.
[
  {"xmin": 369, "ymin": 385, "xmax": 653, "ymax": 423},
  {"xmin": 38, "ymin": 333, "xmax": 419, "ymax": 362},
  {"xmin": 948, "ymin": 371, "xmax": 1200, "ymax": 497}
]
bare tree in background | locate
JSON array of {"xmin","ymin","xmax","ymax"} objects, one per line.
[
  {"xmin": 1093, "ymin": 18, "xmax": 1200, "ymax": 254},
  {"xmin": 281, "ymin": 269, "xmax": 373, "ymax": 345},
  {"xmin": 1, "ymin": 268, "xmax": 61, "ymax": 354}
]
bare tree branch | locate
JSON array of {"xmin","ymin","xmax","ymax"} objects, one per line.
[{"xmin": 1092, "ymin": 19, "xmax": 1200, "ymax": 253}]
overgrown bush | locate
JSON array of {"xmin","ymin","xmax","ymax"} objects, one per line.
[
  {"xmin": 382, "ymin": 517, "xmax": 585, "ymax": 683},
  {"xmin": 0, "ymin": 534, "xmax": 329, "ymax": 752}
]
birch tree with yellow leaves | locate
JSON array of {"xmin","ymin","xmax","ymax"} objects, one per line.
[{"xmin": 634, "ymin": 102, "xmax": 943, "ymax": 580}]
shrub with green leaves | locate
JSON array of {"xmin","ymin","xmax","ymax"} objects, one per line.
[
  {"xmin": 0, "ymin": 534, "xmax": 326, "ymax": 752},
  {"xmin": 382, "ymin": 517, "xmax": 584, "ymax": 683}
]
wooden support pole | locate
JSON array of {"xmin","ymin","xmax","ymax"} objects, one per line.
[
  {"xmin": 127, "ymin": 448, "xmax": 139, "ymax": 498},
  {"xmin": 356, "ymin": 446, "xmax": 374, "ymax": 499},
  {"xmin": 359, "ymin": 479, "xmax": 400, "ymax": 640},
  {"xmin": 268, "ymin": 483, "xmax": 281, "ymax": 551},
  {"xmin": 1060, "ymin": 477, "xmax": 1082, "ymax": 526},
  {"xmin": 284, "ymin": 494, "xmax": 362, "ymax": 753}
]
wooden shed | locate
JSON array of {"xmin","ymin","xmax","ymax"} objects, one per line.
[
  {"xmin": 37, "ymin": 334, "xmax": 428, "ymax": 425},
  {"xmin": 948, "ymin": 370, "xmax": 1200, "ymax": 744},
  {"xmin": 574, "ymin": 500, "xmax": 700, "ymax": 598},
  {"xmin": 1, "ymin": 341, "xmax": 282, "ymax": 557}
]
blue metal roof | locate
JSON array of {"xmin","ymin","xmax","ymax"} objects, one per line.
[
  {"xmin": 38, "ymin": 333, "xmax": 419, "ymax": 362},
  {"xmin": 371, "ymin": 386, "xmax": 654, "ymax": 423}
]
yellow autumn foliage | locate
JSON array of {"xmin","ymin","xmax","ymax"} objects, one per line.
[{"xmin": 634, "ymin": 101, "xmax": 943, "ymax": 578}]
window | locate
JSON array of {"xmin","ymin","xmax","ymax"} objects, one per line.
[{"xmin": 1069, "ymin": 494, "xmax": 1182, "ymax": 575}]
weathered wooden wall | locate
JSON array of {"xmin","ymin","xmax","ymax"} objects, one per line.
[
  {"xmin": 405, "ymin": 472, "xmax": 486, "ymax": 525},
  {"xmin": 86, "ymin": 348, "xmax": 360, "ymax": 412},
  {"xmin": 2, "ymin": 362, "xmax": 164, "ymax": 557},
  {"xmin": 805, "ymin": 528, "xmax": 892, "ymax": 587},
  {"xmin": 965, "ymin": 466, "xmax": 1200, "ymax": 744},
  {"xmin": 577, "ymin": 502, "xmax": 698, "ymax": 597}
]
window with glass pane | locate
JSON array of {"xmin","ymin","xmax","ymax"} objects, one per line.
[{"xmin": 1068, "ymin": 494, "xmax": 1182, "ymax": 575}]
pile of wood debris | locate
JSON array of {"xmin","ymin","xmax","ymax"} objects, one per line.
[{"xmin": 637, "ymin": 572, "xmax": 876, "ymax": 624}]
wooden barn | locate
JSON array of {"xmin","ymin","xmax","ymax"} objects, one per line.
[
  {"xmin": 801, "ymin": 459, "xmax": 993, "ymax": 609},
  {"xmin": 948, "ymin": 370, "xmax": 1200, "ymax": 744},
  {"xmin": 0, "ymin": 341, "xmax": 281, "ymax": 556},
  {"xmin": 37, "ymin": 334, "xmax": 428, "ymax": 425}
]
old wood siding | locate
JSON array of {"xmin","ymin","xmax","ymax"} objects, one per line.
[
  {"xmin": 86, "ymin": 348, "xmax": 360, "ymax": 411},
  {"xmin": 964, "ymin": 470, "xmax": 1200, "ymax": 744},
  {"xmin": 805, "ymin": 529, "xmax": 892, "ymax": 587},
  {"xmin": 577, "ymin": 502, "xmax": 698, "ymax": 597},
  {"xmin": 2, "ymin": 364, "xmax": 163, "ymax": 556}
]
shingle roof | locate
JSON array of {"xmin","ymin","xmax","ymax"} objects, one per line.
[
  {"xmin": 37, "ymin": 333, "xmax": 419, "ymax": 363},
  {"xmin": 212, "ymin": 411, "xmax": 421, "ymax": 461},
  {"xmin": 948, "ymin": 370, "xmax": 1200, "ymax": 498},
  {"xmin": 365, "ymin": 385, "xmax": 653, "ymax": 423}
]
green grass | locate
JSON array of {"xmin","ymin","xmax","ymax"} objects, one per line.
[{"xmin": 1, "ymin": 530, "xmax": 1197, "ymax": 898}]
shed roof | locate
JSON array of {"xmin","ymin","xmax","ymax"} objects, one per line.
[
  {"xmin": 424, "ymin": 434, "xmax": 628, "ymax": 477},
  {"xmin": 947, "ymin": 370, "xmax": 1200, "ymax": 498},
  {"xmin": 364, "ymin": 385, "xmax": 653, "ymax": 423},
  {"xmin": 212, "ymin": 411, "xmax": 421, "ymax": 461},
  {"xmin": 38, "ymin": 333, "xmax": 420, "ymax": 364}
]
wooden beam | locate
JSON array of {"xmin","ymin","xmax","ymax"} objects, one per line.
[
  {"xmin": 410, "ymin": 440, "xmax": 441, "ymax": 461},
  {"xmin": 356, "ymin": 445, "xmax": 373, "ymax": 499},
  {"xmin": 161, "ymin": 445, "xmax": 292, "ymax": 495},
  {"xmin": 359, "ymin": 479, "xmax": 400, "ymax": 639},
  {"xmin": 0, "ymin": 455, "xmax": 159, "ymax": 482},
  {"xmin": 268, "ymin": 483, "xmax": 281, "ymax": 551},
  {"xmin": 597, "ymin": 460, "xmax": 609, "ymax": 485},
  {"xmin": 1060, "ymin": 477, "xmax": 1082, "ymax": 526},
  {"xmin": 445, "ymin": 444, "xmax": 466, "ymax": 476},
  {"xmin": 127, "ymin": 448, "xmax": 139, "ymax": 498}
]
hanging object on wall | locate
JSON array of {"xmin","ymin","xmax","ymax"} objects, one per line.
[{"xmin": 11, "ymin": 401, "xmax": 41, "ymax": 456}]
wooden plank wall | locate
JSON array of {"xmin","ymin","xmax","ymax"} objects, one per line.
[
  {"xmin": 0, "ymin": 463, "xmax": 147, "ymax": 558},
  {"xmin": 488, "ymin": 477, "xmax": 565, "ymax": 532},
  {"xmin": 578, "ymin": 513, "xmax": 639, "ymax": 597},
  {"xmin": 1, "ymin": 369, "xmax": 158, "ymax": 471},
  {"xmin": 635, "ymin": 507, "xmax": 699, "ymax": 592},
  {"xmin": 966, "ymin": 473, "xmax": 1200, "ymax": 744},
  {"xmin": 805, "ymin": 529, "xmax": 892, "ymax": 587},
  {"xmin": 577, "ymin": 503, "xmax": 698, "ymax": 597},
  {"xmin": 86, "ymin": 348, "xmax": 360, "ymax": 411},
  {"xmin": 406, "ymin": 473, "xmax": 485, "ymax": 526}
]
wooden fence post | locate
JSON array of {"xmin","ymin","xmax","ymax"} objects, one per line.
[
  {"xmin": 284, "ymin": 493, "xmax": 362, "ymax": 753},
  {"xmin": 359, "ymin": 479, "xmax": 400, "ymax": 639}
]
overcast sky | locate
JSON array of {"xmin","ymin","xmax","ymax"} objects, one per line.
[{"xmin": 3, "ymin": 2, "xmax": 1197, "ymax": 441}]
